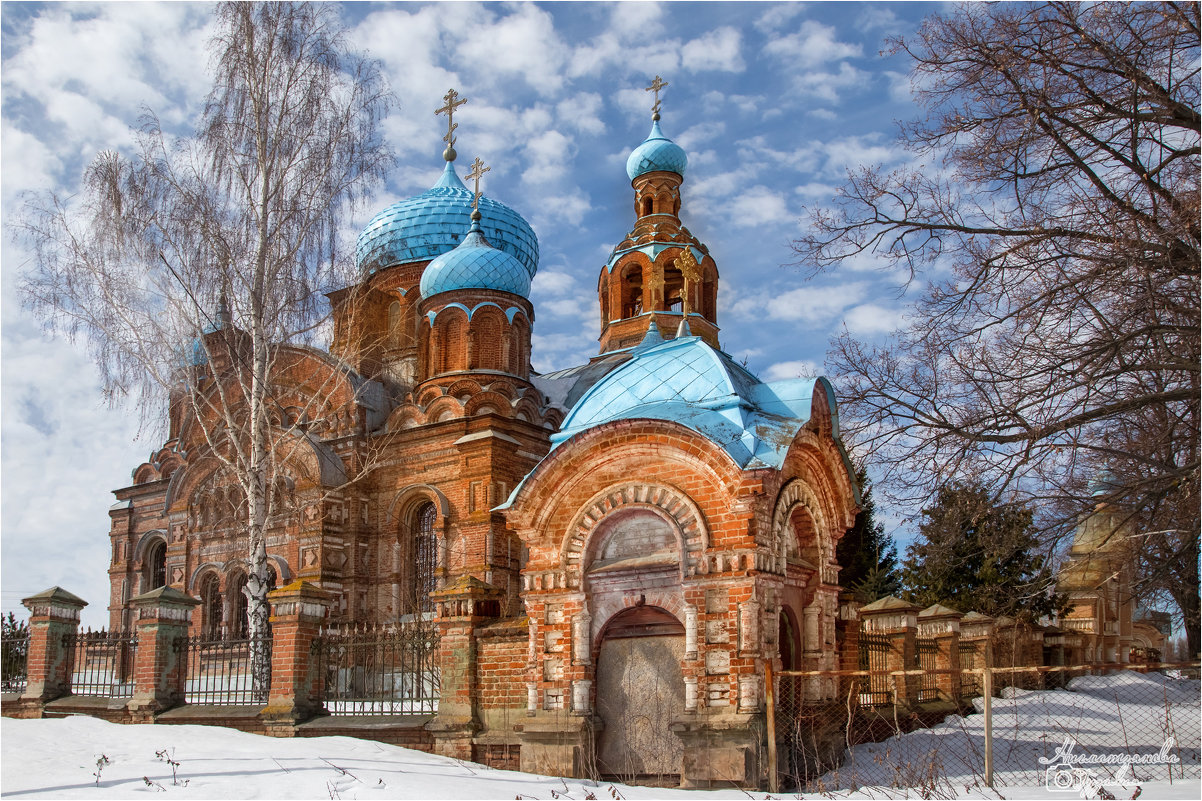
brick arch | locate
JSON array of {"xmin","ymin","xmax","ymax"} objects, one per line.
[
  {"xmin": 188, "ymin": 561, "xmax": 224, "ymax": 592},
  {"xmin": 771, "ymin": 478, "xmax": 837, "ymax": 584},
  {"xmin": 132, "ymin": 529, "xmax": 169, "ymax": 564},
  {"xmin": 560, "ymin": 482, "xmax": 708, "ymax": 579},
  {"xmin": 385, "ymin": 483, "xmax": 451, "ymax": 527},
  {"xmin": 591, "ymin": 592, "xmax": 686, "ymax": 644}
]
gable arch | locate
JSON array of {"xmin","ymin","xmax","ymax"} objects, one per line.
[
  {"xmin": 132, "ymin": 529, "xmax": 169, "ymax": 564},
  {"xmin": 771, "ymin": 478, "xmax": 838, "ymax": 584},
  {"xmin": 561, "ymin": 482, "xmax": 709, "ymax": 579}
]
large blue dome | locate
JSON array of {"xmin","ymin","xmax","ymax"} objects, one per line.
[
  {"xmin": 420, "ymin": 218, "xmax": 532, "ymax": 299},
  {"xmin": 356, "ymin": 162, "xmax": 539, "ymax": 276},
  {"xmin": 626, "ymin": 119, "xmax": 688, "ymax": 181}
]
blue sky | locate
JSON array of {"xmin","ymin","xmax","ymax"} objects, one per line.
[{"xmin": 1, "ymin": 1, "xmax": 940, "ymax": 626}]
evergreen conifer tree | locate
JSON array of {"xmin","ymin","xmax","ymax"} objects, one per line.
[
  {"xmin": 836, "ymin": 467, "xmax": 900, "ymax": 603},
  {"xmin": 902, "ymin": 482, "xmax": 1060, "ymax": 619}
]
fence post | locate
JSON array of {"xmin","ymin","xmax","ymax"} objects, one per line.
[
  {"xmin": 127, "ymin": 586, "xmax": 200, "ymax": 722},
  {"xmin": 917, "ymin": 604, "xmax": 963, "ymax": 701},
  {"xmin": 261, "ymin": 580, "xmax": 332, "ymax": 734},
  {"xmin": 765, "ymin": 660, "xmax": 778, "ymax": 793},
  {"xmin": 19, "ymin": 587, "xmax": 87, "ymax": 714},
  {"xmin": 982, "ymin": 667, "xmax": 993, "ymax": 788}
]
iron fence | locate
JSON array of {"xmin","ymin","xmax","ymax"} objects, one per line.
[
  {"xmin": 916, "ymin": 638, "xmax": 939, "ymax": 701},
  {"xmin": 857, "ymin": 631, "xmax": 892, "ymax": 706},
  {"xmin": 959, "ymin": 641, "xmax": 981, "ymax": 696},
  {"xmin": 767, "ymin": 662, "xmax": 1202, "ymax": 795},
  {"xmin": 1, "ymin": 632, "xmax": 30, "ymax": 693},
  {"xmin": 314, "ymin": 619, "xmax": 440, "ymax": 715},
  {"xmin": 181, "ymin": 633, "xmax": 272, "ymax": 705},
  {"xmin": 64, "ymin": 629, "xmax": 137, "ymax": 698}
]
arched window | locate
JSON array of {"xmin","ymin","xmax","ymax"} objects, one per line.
[
  {"xmin": 622, "ymin": 266, "xmax": 643, "ymax": 318},
  {"xmin": 664, "ymin": 263, "xmax": 684, "ymax": 313},
  {"xmin": 200, "ymin": 574, "xmax": 223, "ymax": 639},
  {"xmin": 144, "ymin": 540, "xmax": 167, "ymax": 591},
  {"xmin": 228, "ymin": 572, "xmax": 249, "ymax": 639},
  {"xmin": 411, "ymin": 502, "xmax": 438, "ymax": 614},
  {"xmin": 642, "ymin": 196, "xmax": 653, "ymax": 216}
]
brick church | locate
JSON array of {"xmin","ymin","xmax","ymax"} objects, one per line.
[{"xmin": 103, "ymin": 87, "xmax": 860, "ymax": 787}]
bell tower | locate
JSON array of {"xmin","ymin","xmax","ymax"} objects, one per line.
[{"xmin": 598, "ymin": 77, "xmax": 719, "ymax": 354}]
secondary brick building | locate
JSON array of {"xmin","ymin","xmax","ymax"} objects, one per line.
[{"xmin": 102, "ymin": 99, "xmax": 860, "ymax": 788}]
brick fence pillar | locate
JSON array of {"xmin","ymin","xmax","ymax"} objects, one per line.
[
  {"xmin": 836, "ymin": 592, "xmax": 862, "ymax": 701},
  {"xmin": 858, "ymin": 596, "xmax": 919, "ymax": 708},
  {"xmin": 19, "ymin": 587, "xmax": 87, "ymax": 713},
  {"xmin": 917, "ymin": 604, "xmax": 963, "ymax": 701},
  {"xmin": 427, "ymin": 576, "xmax": 503, "ymax": 760},
  {"xmin": 127, "ymin": 586, "xmax": 200, "ymax": 722},
  {"xmin": 261, "ymin": 580, "xmax": 332, "ymax": 734}
]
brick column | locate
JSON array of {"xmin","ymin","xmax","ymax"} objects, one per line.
[
  {"xmin": 836, "ymin": 592, "xmax": 862, "ymax": 702},
  {"xmin": 261, "ymin": 581, "xmax": 332, "ymax": 733},
  {"xmin": 127, "ymin": 586, "xmax": 200, "ymax": 722},
  {"xmin": 917, "ymin": 604, "xmax": 963, "ymax": 701},
  {"xmin": 428, "ymin": 575, "xmax": 503, "ymax": 759},
  {"xmin": 19, "ymin": 587, "xmax": 87, "ymax": 713},
  {"xmin": 858, "ymin": 596, "xmax": 919, "ymax": 708}
]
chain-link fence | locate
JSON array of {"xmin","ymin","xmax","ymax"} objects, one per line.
[{"xmin": 768, "ymin": 662, "xmax": 1201, "ymax": 796}]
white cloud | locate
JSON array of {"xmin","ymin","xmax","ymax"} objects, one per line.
[
  {"xmin": 842, "ymin": 303, "xmax": 907, "ymax": 335},
  {"xmin": 610, "ymin": 2, "xmax": 666, "ymax": 37},
  {"xmin": 731, "ymin": 281, "xmax": 869, "ymax": 325},
  {"xmin": 529, "ymin": 191, "xmax": 592, "ymax": 228},
  {"xmin": 808, "ymin": 108, "xmax": 838, "ymax": 121},
  {"xmin": 791, "ymin": 62, "xmax": 871, "ymax": 103},
  {"xmin": 764, "ymin": 20, "xmax": 862, "ymax": 68},
  {"xmin": 531, "ymin": 270, "xmax": 576, "ymax": 296},
  {"xmin": 557, "ymin": 92, "xmax": 605, "ymax": 135},
  {"xmin": 763, "ymin": 359, "xmax": 819, "ymax": 381},
  {"xmin": 522, "ymin": 129, "xmax": 575, "ymax": 185},
  {"xmin": 754, "ymin": 3, "xmax": 807, "ymax": 34},
  {"xmin": 455, "ymin": 5, "xmax": 569, "ymax": 96},
  {"xmin": 682, "ymin": 27, "xmax": 745, "ymax": 73},
  {"xmin": 727, "ymin": 186, "xmax": 793, "ymax": 228}
]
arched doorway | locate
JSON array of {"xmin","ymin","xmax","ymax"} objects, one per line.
[{"xmin": 595, "ymin": 605, "xmax": 686, "ymax": 785}]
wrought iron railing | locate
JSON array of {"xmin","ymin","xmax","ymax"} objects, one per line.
[
  {"xmin": 1, "ymin": 632, "xmax": 30, "ymax": 693},
  {"xmin": 958, "ymin": 641, "xmax": 980, "ymax": 696},
  {"xmin": 314, "ymin": 619, "xmax": 440, "ymax": 715},
  {"xmin": 64, "ymin": 629, "xmax": 137, "ymax": 697},
  {"xmin": 916, "ymin": 638, "xmax": 939, "ymax": 701},
  {"xmin": 857, "ymin": 631, "xmax": 892, "ymax": 706},
  {"xmin": 181, "ymin": 633, "xmax": 272, "ymax": 705}
]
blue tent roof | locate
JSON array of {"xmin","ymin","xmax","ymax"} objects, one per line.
[
  {"xmin": 356, "ymin": 162, "xmax": 539, "ymax": 276},
  {"xmin": 550, "ymin": 327, "xmax": 833, "ymax": 469}
]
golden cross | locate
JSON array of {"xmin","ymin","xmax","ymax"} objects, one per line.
[
  {"xmin": 646, "ymin": 75, "xmax": 669, "ymax": 117},
  {"xmin": 436, "ymin": 88, "xmax": 468, "ymax": 150},
  {"xmin": 677, "ymin": 247, "xmax": 702, "ymax": 318},
  {"xmin": 465, "ymin": 156, "xmax": 490, "ymax": 210}
]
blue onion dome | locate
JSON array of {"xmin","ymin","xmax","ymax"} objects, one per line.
[
  {"xmin": 420, "ymin": 212, "xmax": 532, "ymax": 299},
  {"xmin": 356, "ymin": 162, "xmax": 539, "ymax": 277},
  {"xmin": 626, "ymin": 118, "xmax": 688, "ymax": 181}
]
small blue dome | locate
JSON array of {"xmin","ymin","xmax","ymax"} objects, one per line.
[
  {"xmin": 356, "ymin": 162, "xmax": 539, "ymax": 276},
  {"xmin": 420, "ymin": 218, "xmax": 532, "ymax": 299},
  {"xmin": 626, "ymin": 119, "xmax": 687, "ymax": 181}
]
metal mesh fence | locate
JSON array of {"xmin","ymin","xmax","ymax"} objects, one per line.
[
  {"xmin": 63, "ymin": 629, "xmax": 137, "ymax": 698},
  {"xmin": 181, "ymin": 633, "xmax": 271, "ymax": 705},
  {"xmin": 314, "ymin": 619, "xmax": 440, "ymax": 715},
  {"xmin": 769, "ymin": 662, "xmax": 1201, "ymax": 795}
]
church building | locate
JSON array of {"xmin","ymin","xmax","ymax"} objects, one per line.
[{"xmin": 103, "ymin": 84, "xmax": 860, "ymax": 787}]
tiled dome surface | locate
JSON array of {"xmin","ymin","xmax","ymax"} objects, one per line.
[
  {"xmin": 626, "ymin": 119, "xmax": 688, "ymax": 181},
  {"xmin": 420, "ymin": 223, "xmax": 532, "ymax": 298},
  {"xmin": 356, "ymin": 163, "xmax": 539, "ymax": 276}
]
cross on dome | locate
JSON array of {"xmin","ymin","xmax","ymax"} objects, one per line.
[
  {"xmin": 436, "ymin": 88, "xmax": 468, "ymax": 161},
  {"xmin": 646, "ymin": 75, "xmax": 669, "ymax": 120},
  {"xmin": 465, "ymin": 156, "xmax": 490, "ymax": 212}
]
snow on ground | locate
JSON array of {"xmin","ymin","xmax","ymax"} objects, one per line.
[{"xmin": 1, "ymin": 672, "xmax": 1199, "ymax": 800}]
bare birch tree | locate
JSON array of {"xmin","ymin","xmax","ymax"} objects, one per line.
[
  {"xmin": 16, "ymin": 2, "xmax": 394, "ymax": 689},
  {"xmin": 792, "ymin": 3, "xmax": 1199, "ymax": 650}
]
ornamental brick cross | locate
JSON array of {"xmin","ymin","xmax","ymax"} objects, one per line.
[
  {"xmin": 466, "ymin": 156, "xmax": 490, "ymax": 210},
  {"xmin": 436, "ymin": 88, "xmax": 468, "ymax": 149},
  {"xmin": 677, "ymin": 247, "xmax": 702, "ymax": 317},
  {"xmin": 646, "ymin": 75, "xmax": 669, "ymax": 116}
]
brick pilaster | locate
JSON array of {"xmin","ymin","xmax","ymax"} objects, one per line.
[
  {"xmin": 859, "ymin": 596, "xmax": 920, "ymax": 707},
  {"xmin": 427, "ymin": 575, "xmax": 503, "ymax": 759},
  {"xmin": 917, "ymin": 604, "xmax": 963, "ymax": 701},
  {"xmin": 261, "ymin": 580, "xmax": 332, "ymax": 732},
  {"xmin": 20, "ymin": 587, "xmax": 87, "ymax": 711},
  {"xmin": 127, "ymin": 586, "xmax": 200, "ymax": 721}
]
